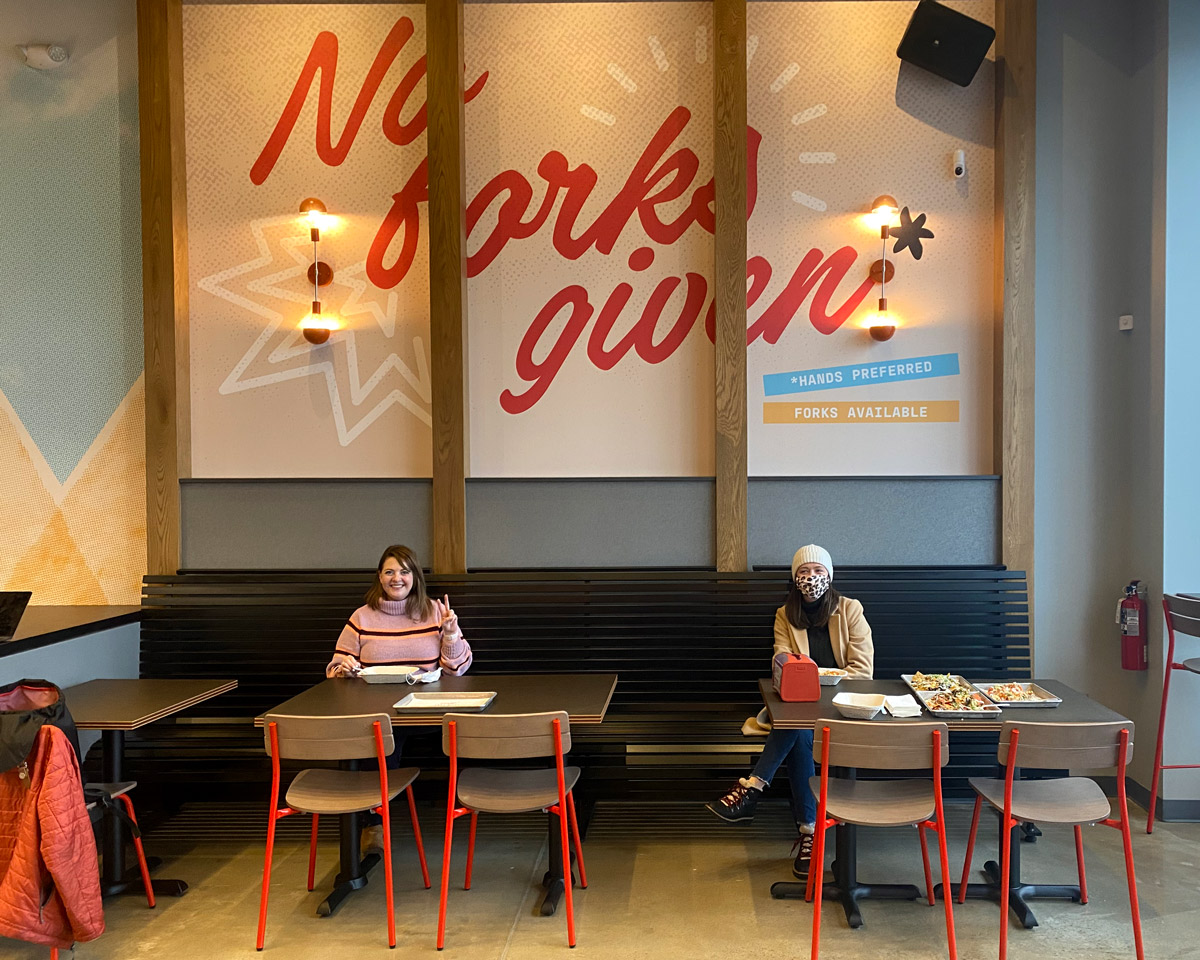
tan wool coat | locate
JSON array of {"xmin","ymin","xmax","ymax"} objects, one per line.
[{"xmin": 772, "ymin": 596, "xmax": 874, "ymax": 679}]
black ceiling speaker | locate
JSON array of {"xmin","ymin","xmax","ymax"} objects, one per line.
[{"xmin": 896, "ymin": 0, "xmax": 996, "ymax": 87}]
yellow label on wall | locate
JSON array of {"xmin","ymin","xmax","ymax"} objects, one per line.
[{"xmin": 762, "ymin": 401, "xmax": 959, "ymax": 424}]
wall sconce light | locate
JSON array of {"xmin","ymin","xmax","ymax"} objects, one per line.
[
  {"xmin": 298, "ymin": 198, "xmax": 336, "ymax": 345},
  {"xmin": 866, "ymin": 194, "xmax": 899, "ymax": 341}
]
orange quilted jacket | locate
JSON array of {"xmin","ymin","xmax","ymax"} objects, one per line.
[{"xmin": 0, "ymin": 725, "xmax": 104, "ymax": 948}]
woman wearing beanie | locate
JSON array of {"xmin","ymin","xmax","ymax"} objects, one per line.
[
  {"xmin": 705, "ymin": 544, "xmax": 873, "ymax": 879},
  {"xmin": 326, "ymin": 544, "xmax": 473, "ymax": 851}
]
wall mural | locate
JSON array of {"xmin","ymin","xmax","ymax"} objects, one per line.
[
  {"xmin": 185, "ymin": 1, "xmax": 993, "ymax": 479},
  {"xmin": 0, "ymin": 18, "xmax": 145, "ymax": 606}
]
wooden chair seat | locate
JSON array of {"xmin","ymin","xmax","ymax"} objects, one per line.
[
  {"xmin": 809, "ymin": 775, "xmax": 935, "ymax": 828},
  {"xmin": 457, "ymin": 765, "xmax": 581, "ymax": 814},
  {"xmin": 968, "ymin": 775, "xmax": 1111, "ymax": 825},
  {"xmin": 286, "ymin": 766, "xmax": 417, "ymax": 815}
]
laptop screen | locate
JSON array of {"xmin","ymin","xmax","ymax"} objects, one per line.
[{"xmin": 0, "ymin": 592, "xmax": 32, "ymax": 642}]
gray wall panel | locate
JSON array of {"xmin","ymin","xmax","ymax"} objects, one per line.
[
  {"xmin": 181, "ymin": 480, "xmax": 432, "ymax": 569},
  {"xmin": 466, "ymin": 479, "xmax": 715, "ymax": 568},
  {"xmin": 749, "ymin": 478, "xmax": 1000, "ymax": 567}
]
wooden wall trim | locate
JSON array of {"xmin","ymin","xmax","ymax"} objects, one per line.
[
  {"xmin": 713, "ymin": 0, "xmax": 749, "ymax": 573},
  {"xmin": 996, "ymin": 0, "xmax": 1036, "ymax": 641},
  {"xmin": 138, "ymin": 0, "xmax": 191, "ymax": 577},
  {"xmin": 427, "ymin": 0, "xmax": 470, "ymax": 574}
]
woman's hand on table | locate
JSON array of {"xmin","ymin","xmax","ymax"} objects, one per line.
[
  {"xmin": 333, "ymin": 655, "xmax": 363, "ymax": 678},
  {"xmin": 434, "ymin": 595, "xmax": 460, "ymax": 637}
]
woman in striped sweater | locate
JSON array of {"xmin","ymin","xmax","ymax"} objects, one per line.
[
  {"xmin": 326, "ymin": 544, "xmax": 472, "ymax": 679},
  {"xmin": 327, "ymin": 544, "xmax": 472, "ymax": 853}
]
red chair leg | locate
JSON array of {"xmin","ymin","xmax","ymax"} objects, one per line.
[
  {"xmin": 256, "ymin": 811, "xmax": 278, "ymax": 951},
  {"xmin": 999, "ymin": 821, "xmax": 1012, "ymax": 960},
  {"xmin": 381, "ymin": 801, "xmax": 396, "ymax": 949},
  {"xmin": 935, "ymin": 818, "xmax": 958, "ymax": 960},
  {"xmin": 406, "ymin": 786, "xmax": 431, "ymax": 889},
  {"xmin": 558, "ymin": 805, "xmax": 576, "ymax": 948},
  {"xmin": 1119, "ymin": 805, "xmax": 1145, "ymax": 960},
  {"xmin": 810, "ymin": 823, "xmax": 829, "ymax": 960},
  {"xmin": 918, "ymin": 824, "xmax": 934, "ymax": 905},
  {"xmin": 50, "ymin": 950, "xmax": 58, "ymax": 960},
  {"xmin": 464, "ymin": 811, "xmax": 478, "ymax": 890},
  {"xmin": 307, "ymin": 814, "xmax": 319, "ymax": 891},
  {"xmin": 958, "ymin": 795, "xmax": 982, "ymax": 904},
  {"xmin": 116, "ymin": 794, "xmax": 156, "ymax": 909},
  {"xmin": 567, "ymin": 792, "xmax": 588, "ymax": 888},
  {"xmin": 1074, "ymin": 824, "xmax": 1088, "ymax": 903},
  {"xmin": 436, "ymin": 811, "xmax": 454, "ymax": 950}
]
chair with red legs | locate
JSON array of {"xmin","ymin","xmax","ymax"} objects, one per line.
[
  {"xmin": 256, "ymin": 712, "xmax": 429, "ymax": 951},
  {"xmin": 436, "ymin": 711, "xmax": 587, "ymax": 950},
  {"xmin": 85, "ymin": 782, "xmax": 156, "ymax": 908},
  {"xmin": 806, "ymin": 719, "xmax": 956, "ymax": 960},
  {"xmin": 959, "ymin": 721, "xmax": 1143, "ymax": 960},
  {"xmin": 1148, "ymin": 593, "xmax": 1200, "ymax": 833}
]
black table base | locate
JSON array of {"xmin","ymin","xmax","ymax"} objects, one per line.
[
  {"xmin": 934, "ymin": 781, "xmax": 1080, "ymax": 929},
  {"xmin": 939, "ymin": 861, "xmax": 1081, "ymax": 930},
  {"xmin": 771, "ymin": 821, "xmax": 921, "ymax": 928},
  {"xmin": 100, "ymin": 730, "xmax": 188, "ymax": 899},
  {"xmin": 536, "ymin": 809, "xmax": 576, "ymax": 917},
  {"xmin": 318, "ymin": 804, "xmax": 380, "ymax": 917}
]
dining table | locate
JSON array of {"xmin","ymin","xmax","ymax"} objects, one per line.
[
  {"xmin": 759, "ymin": 676, "xmax": 1130, "ymax": 929},
  {"xmin": 258, "ymin": 672, "xmax": 618, "ymax": 918},
  {"xmin": 64, "ymin": 677, "xmax": 239, "ymax": 897}
]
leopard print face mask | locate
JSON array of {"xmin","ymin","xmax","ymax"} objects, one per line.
[{"xmin": 795, "ymin": 572, "xmax": 831, "ymax": 602}]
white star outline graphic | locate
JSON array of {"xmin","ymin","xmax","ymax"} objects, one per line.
[{"xmin": 196, "ymin": 215, "xmax": 432, "ymax": 447}]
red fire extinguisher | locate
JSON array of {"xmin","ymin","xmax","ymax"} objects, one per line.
[{"xmin": 1116, "ymin": 580, "xmax": 1148, "ymax": 670}]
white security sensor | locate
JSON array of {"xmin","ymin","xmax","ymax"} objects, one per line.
[{"xmin": 19, "ymin": 44, "xmax": 70, "ymax": 70}]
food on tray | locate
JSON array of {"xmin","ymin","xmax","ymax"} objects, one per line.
[
  {"xmin": 818, "ymin": 668, "xmax": 848, "ymax": 677},
  {"xmin": 985, "ymin": 682, "xmax": 1040, "ymax": 702},
  {"xmin": 910, "ymin": 671, "xmax": 971, "ymax": 692},
  {"xmin": 926, "ymin": 689, "xmax": 991, "ymax": 712}
]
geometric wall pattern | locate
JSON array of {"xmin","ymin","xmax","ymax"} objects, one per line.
[{"xmin": 0, "ymin": 377, "xmax": 145, "ymax": 605}]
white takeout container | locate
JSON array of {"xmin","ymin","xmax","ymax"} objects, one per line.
[
  {"xmin": 818, "ymin": 669, "xmax": 847, "ymax": 687},
  {"xmin": 832, "ymin": 692, "xmax": 887, "ymax": 720},
  {"xmin": 359, "ymin": 665, "xmax": 420, "ymax": 683}
]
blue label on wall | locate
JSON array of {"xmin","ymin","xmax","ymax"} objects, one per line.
[{"xmin": 763, "ymin": 353, "xmax": 960, "ymax": 396}]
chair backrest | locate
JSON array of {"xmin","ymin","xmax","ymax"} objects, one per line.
[
  {"xmin": 442, "ymin": 711, "xmax": 571, "ymax": 760},
  {"xmin": 263, "ymin": 712, "xmax": 394, "ymax": 761},
  {"xmin": 996, "ymin": 720, "xmax": 1133, "ymax": 769},
  {"xmin": 813, "ymin": 719, "xmax": 949, "ymax": 770},
  {"xmin": 1165, "ymin": 593, "xmax": 1200, "ymax": 640}
]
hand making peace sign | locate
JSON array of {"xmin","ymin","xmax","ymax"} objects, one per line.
[{"xmin": 433, "ymin": 594, "xmax": 459, "ymax": 636}]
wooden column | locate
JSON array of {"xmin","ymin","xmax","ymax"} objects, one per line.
[
  {"xmin": 427, "ymin": 0, "xmax": 469, "ymax": 573},
  {"xmin": 137, "ymin": 0, "xmax": 191, "ymax": 576},
  {"xmin": 995, "ymin": 0, "xmax": 1036, "ymax": 637},
  {"xmin": 713, "ymin": 0, "xmax": 748, "ymax": 572}
]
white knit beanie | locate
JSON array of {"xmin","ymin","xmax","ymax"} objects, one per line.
[{"xmin": 791, "ymin": 544, "xmax": 834, "ymax": 579}]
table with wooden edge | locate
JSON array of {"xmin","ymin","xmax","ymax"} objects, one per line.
[
  {"xmin": 759, "ymin": 677, "xmax": 1130, "ymax": 930},
  {"xmin": 65, "ymin": 678, "xmax": 239, "ymax": 898},
  {"xmin": 258, "ymin": 673, "xmax": 618, "ymax": 918}
]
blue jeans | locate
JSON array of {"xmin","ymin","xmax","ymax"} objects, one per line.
[{"xmin": 751, "ymin": 728, "xmax": 816, "ymax": 826}]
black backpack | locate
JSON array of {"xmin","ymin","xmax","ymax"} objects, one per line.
[{"xmin": 0, "ymin": 678, "xmax": 83, "ymax": 775}]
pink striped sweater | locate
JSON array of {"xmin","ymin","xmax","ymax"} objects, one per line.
[{"xmin": 326, "ymin": 600, "xmax": 472, "ymax": 678}]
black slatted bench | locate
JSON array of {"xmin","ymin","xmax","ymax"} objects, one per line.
[{"xmin": 124, "ymin": 567, "xmax": 1029, "ymax": 804}]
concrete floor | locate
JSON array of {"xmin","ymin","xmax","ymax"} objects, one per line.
[{"xmin": 4, "ymin": 798, "xmax": 1198, "ymax": 960}]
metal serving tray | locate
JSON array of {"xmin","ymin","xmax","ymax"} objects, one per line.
[
  {"xmin": 910, "ymin": 687, "xmax": 1002, "ymax": 719},
  {"xmin": 972, "ymin": 681, "xmax": 1063, "ymax": 708},
  {"xmin": 901, "ymin": 673, "xmax": 981, "ymax": 696},
  {"xmin": 901, "ymin": 674, "xmax": 1000, "ymax": 718},
  {"xmin": 393, "ymin": 691, "xmax": 497, "ymax": 712}
]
